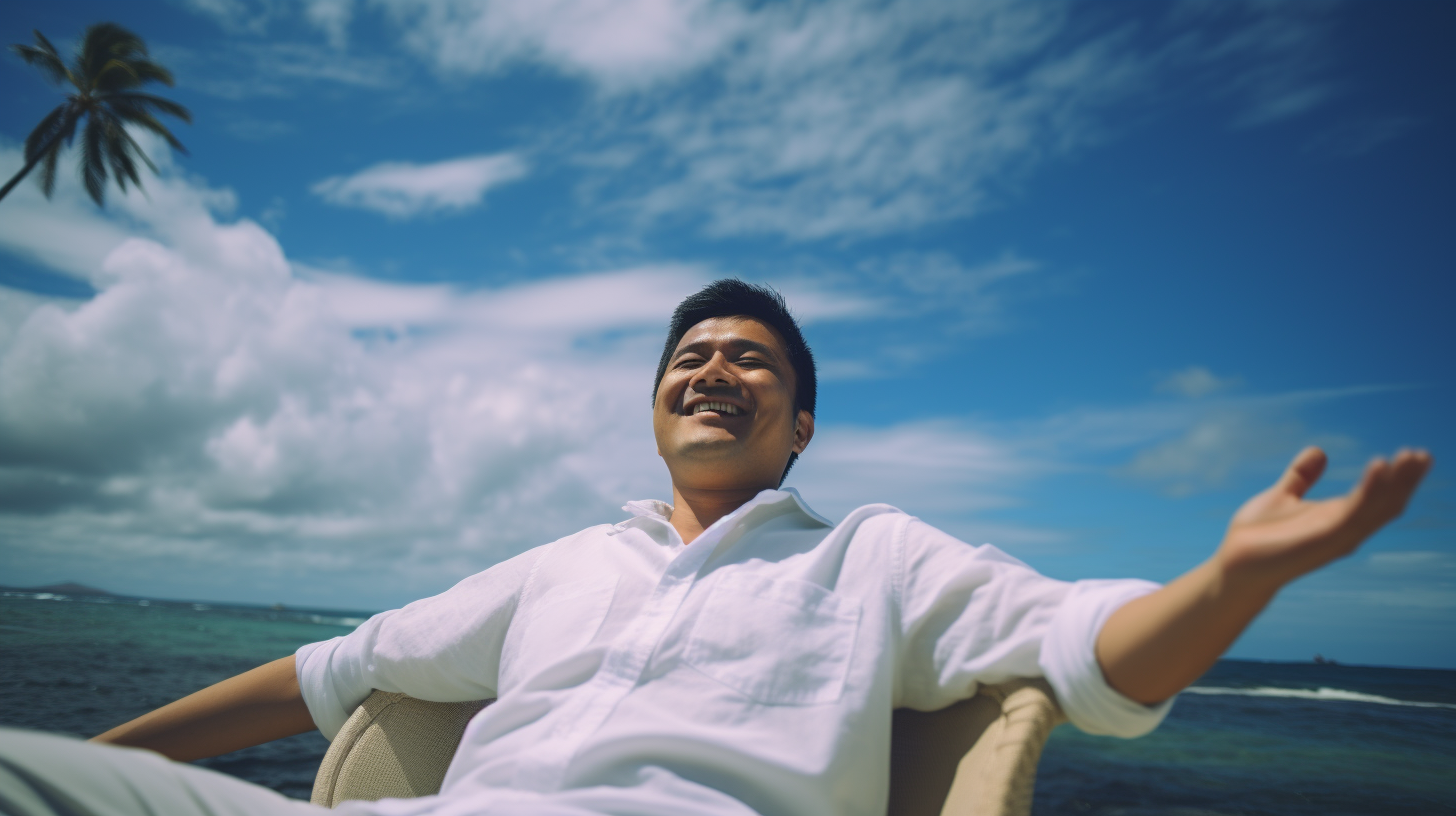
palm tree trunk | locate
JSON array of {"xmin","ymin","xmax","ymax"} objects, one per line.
[{"xmin": 0, "ymin": 129, "xmax": 64, "ymax": 205}]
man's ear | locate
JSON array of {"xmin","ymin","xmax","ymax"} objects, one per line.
[{"xmin": 792, "ymin": 409, "xmax": 815, "ymax": 455}]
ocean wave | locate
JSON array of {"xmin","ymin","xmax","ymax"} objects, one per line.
[
  {"xmin": 1185, "ymin": 685, "xmax": 1456, "ymax": 709},
  {"xmin": 307, "ymin": 614, "xmax": 367, "ymax": 628}
]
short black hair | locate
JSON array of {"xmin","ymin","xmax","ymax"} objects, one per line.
[{"xmin": 652, "ymin": 279, "xmax": 816, "ymax": 482}]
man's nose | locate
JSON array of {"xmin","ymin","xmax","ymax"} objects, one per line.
[{"xmin": 691, "ymin": 352, "xmax": 737, "ymax": 390}]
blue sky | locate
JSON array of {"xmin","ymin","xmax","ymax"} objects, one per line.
[{"xmin": 0, "ymin": 0, "xmax": 1451, "ymax": 668}]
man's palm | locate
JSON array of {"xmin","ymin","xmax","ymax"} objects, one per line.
[{"xmin": 1218, "ymin": 446, "xmax": 1432, "ymax": 588}]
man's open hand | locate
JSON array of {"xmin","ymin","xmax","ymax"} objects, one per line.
[
  {"xmin": 1097, "ymin": 445, "xmax": 1433, "ymax": 705},
  {"xmin": 1216, "ymin": 446, "xmax": 1433, "ymax": 592}
]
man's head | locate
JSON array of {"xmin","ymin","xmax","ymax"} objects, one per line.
[{"xmin": 652, "ymin": 280, "xmax": 816, "ymax": 490}]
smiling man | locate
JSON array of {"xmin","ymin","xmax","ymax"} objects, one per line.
[{"xmin": 0, "ymin": 280, "xmax": 1433, "ymax": 816}]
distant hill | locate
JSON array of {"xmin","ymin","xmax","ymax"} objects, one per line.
[{"xmin": 0, "ymin": 582, "xmax": 117, "ymax": 596}]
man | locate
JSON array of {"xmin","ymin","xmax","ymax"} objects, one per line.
[{"xmin": 0, "ymin": 280, "xmax": 1433, "ymax": 815}]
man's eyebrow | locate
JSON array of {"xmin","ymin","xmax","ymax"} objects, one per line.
[{"xmin": 673, "ymin": 338, "xmax": 782, "ymax": 361}]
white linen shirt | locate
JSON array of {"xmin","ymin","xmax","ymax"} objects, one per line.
[{"xmin": 297, "ymin": 489, "xmax": 1172, "ymax": 816}]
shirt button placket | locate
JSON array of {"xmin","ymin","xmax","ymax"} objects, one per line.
[{"xmin": 513, "ymin": 511, "xmax": 745, "ymax": 792}]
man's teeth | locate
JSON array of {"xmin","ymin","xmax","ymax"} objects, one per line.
[{"xmin": 692, "ymin": 402, "xmax": 742, "ymax": 415}]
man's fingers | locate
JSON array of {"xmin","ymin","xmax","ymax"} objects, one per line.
[
  {"xmin": 1350, "ymin": 448, "xmax": 1433, "ymax": 525},
  {"xmin": 1277, "ymin": 446, "xmax": 1328, "ymax": 498},
  {"xmin": 1389, "ymin": 448, "xmax": 1433, "ymax": 504}
]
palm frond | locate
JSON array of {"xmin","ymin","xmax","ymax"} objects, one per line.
[
  {"xmin": 10, "ymin": 30, "xmax": 71, "ymax": 86},
  {"xmin": 37, "ymin": 140, "xmax": 62, "ymax": 198},
  {"xmin": 11, "ymin": 23, "xmax": 188, "ymax": 208},
  {"xmin": 94, "ymin": 58, "xmax": 141, "ymax": 91},
  {"xmin": 107, "ymin": 94, "xmax": 193, "ymax": 131},
  {"xmin": 113, "ymin": 122, "xmax": 160, "ymax": 176},
  {"xmin": 94, "ymin": 57, "xmax": 174, "ymax": 94},
  {"xmin": 120, "ymin": 111, "xmax": 188, "ymax": 154},
  {"xmin": 103, "ymin": 118, "xmax": 142, "ymax": 193},
  {"xmin": 78, "ymin": 23, "xmax": 146, "ymax": 89},
  {"xmin": 127, "ymin": 59, "xmax": 174, "ymax": 88},
  {"xmin": 23, "ymin": 104, "xmax": 70, "ymax": 162},
  {"xmin": 80, "ymin": 114, "xmax": 109, "ymax": 205}
]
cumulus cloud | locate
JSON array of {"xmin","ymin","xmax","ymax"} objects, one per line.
[
  {"xmin": 311, "ymin": 153, "xmax": 530, "ymax": 218},
  {"xmin": 0, "ymin": 141, "xmax": 693, "ymax": 605}
]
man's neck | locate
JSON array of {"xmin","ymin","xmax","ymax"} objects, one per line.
[{"xmin": 668, "ymin": 483, "xmax": 773, "ymax": 545}]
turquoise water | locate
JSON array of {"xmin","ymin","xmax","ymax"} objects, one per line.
[{"xmin": 2, "ymin": 592, "xmax": 1454, "ymax": 813}]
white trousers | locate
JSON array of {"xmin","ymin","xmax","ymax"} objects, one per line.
[{"xmin": 0, "ymin": 728, "xmax": 325, "ymax": 816}]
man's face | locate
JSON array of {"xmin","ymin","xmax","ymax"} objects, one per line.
[{"xmin": 653, "ymin": 316, "xmax": 814, "ymax": 491}]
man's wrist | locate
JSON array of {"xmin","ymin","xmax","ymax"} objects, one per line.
[{"xmin": 1207, "ymin": 547, "xmax": 1286, "ymax": 608}]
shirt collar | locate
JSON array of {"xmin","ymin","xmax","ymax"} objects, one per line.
[{"xmin": 611, "ymin": 488, "xmax": 834, "ymax": 536}]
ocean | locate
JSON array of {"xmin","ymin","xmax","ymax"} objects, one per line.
[{"xmin": 1, "ymin": 592, "xmax": 1453, "ymax": 814}]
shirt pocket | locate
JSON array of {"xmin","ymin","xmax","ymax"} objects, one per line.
[{"xmin": 683, "ymin": 573, "xmax": 861, "ymax": 706}]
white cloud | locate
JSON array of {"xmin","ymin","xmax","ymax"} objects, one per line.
[
  {"xmin": 0, "ymin": 141, "xmax": 700, "ymax": 605},
  {"xmin": 617, "ymin": 1, "xmax": 1141, "ymax": 240},
  {"xmin": 1367, "ymin": 551, "xmax": 1456, "ymax": 577},
  {"xmin": 789, "ymin": 420, "xmax": 1066, "ymax": 550},
  {"xmin": 153, "ymin": 41, "xmax": 403, "ymax": 100},
  {"xmin": 187, "ymin": 1, "xmax": 1345, "ymax": 242},
  {"xmin": 1120, "ymin": 414, "xmax": 1308, "ymax": 496},
  {"xmin": 307, "ymin": 0, "xmax": 356, "ymax": 48},
  {"xmin": 311, "ymin": 153, "xmax": 530, "ymax": 218},
  {"xmin": 0, "ymin": 143, "xmax": 1062, "ymax": 602},
  {"xmin": 371, "ymin": 0, "xmax": 744, "ymax": 91},
  {"xmin": 1156, "ymin": 365, "xmax": 1242, "ymax": 398}
]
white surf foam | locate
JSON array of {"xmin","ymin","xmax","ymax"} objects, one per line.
[
  {"xmin": 308, "ymin": 614, "xmax": 367, "ymax": 628},
  {"xmin": 1185, "ymin": 685, "xmax": 1456, "ymax": 709}
]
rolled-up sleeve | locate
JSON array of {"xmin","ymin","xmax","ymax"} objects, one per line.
[
  {"xmin": 895, "ymin": 518, "xmax": 1172, "ymax": 738},
  {"xmin": 1039, "ymin": 579, "xmax": 1172, "ymax": 737},
  {"xmin": 295, "ymin": 546, "xmax": 542, "ymax": 740}
]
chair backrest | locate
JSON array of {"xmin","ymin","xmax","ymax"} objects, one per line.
[{"xmin": 312, "ymin": 679, "xmax": 1064, "ymax": 816}]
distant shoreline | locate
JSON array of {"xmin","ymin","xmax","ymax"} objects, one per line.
[{"xmin": 0, "ymin": 583, "xmax": 379, "ymax": 621}]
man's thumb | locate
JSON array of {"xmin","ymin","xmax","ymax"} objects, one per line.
[{"xmin": 1277, "ymin": 446, "xmax": 1328, "ymax": 498}]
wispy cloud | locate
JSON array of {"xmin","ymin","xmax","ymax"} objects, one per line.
[
  {"xmin": 349, "ymin": 1, "xmax": 1346, "ymax": 242},
  {"xmin": 1305, "ymin": 116, "xmax": 1419, "ymax": 159},
  {"xmin": 1156, "ymin": 366, "xmax": 1242, "ymax": 399},
  {"xmin": 311, "ymin": 153, "xmax": 530, "ymax": 219},
  {"xmin": 176, "ymin": 1, "xmax": 1351, "ymax": 242},
  {"xmin": 154, "ymin": 41, "xmax": 402, "ymax": 99},
  {"xmin": 1165, "ymin": 0, "xmax": 1342, "ymax": 129},
  {"xmin": 616, "ymin": 2, "xmax": 1144, "ymax": 240},
  {"xmin": 372, "ymin": 0, "xmax": 743, "ymax": 91}
]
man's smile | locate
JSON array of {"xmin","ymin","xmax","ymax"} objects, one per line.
[
  {"xmin": 682, "ymin": 394, "xmax": 750, "ymax": 417},
  {"xmin": 690, "ymin": 401, "xmax": 743, "ymax": 416}
]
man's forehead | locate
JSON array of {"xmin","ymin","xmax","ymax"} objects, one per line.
[{"xmin": 674, "ymin": 315, "xmax": 789, "ymax": 355}]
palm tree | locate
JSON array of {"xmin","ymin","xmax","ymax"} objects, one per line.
[{"xmin": 1, "ymin": 23, "xmax": 190, "ymax": 207}]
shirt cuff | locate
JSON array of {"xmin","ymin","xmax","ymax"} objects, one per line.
[
  {"xmin": 296, "ymin": 637, "xmax": 369, "ymax": 741},
  {"xmin": 1039, "ymin": 578, "xmax": 1175, "ymax": 738}
]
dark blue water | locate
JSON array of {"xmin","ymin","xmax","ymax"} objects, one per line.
[{"xmin": 2, "ymin": 592, "xmax": 1454, "ymax": 813}]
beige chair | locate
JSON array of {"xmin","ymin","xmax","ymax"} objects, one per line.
[{"xmin": 312, "ymin": 680, "xmax": 1065, "ymax": 816}]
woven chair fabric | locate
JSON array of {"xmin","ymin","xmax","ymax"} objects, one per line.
[{"xmin": 312, "ymin": 680, "xmax": 1064, "ymax": 816}]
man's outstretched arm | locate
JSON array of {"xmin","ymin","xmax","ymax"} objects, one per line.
[
  {"xmin": 91, "ymin": 654, "xmax": 316, "ymax": 761},
  {"xmin": 1095, "ymin": 446, "xmax": 1433, "ymax": 706}
]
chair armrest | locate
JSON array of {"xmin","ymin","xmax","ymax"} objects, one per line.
[
  {"xmin": 310, "ymin": 691, "xmax": 490, "ymax": 807},
  {"xmin": 938, "ymin": 679, "xmax": 1066, "ymax": 816}
]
